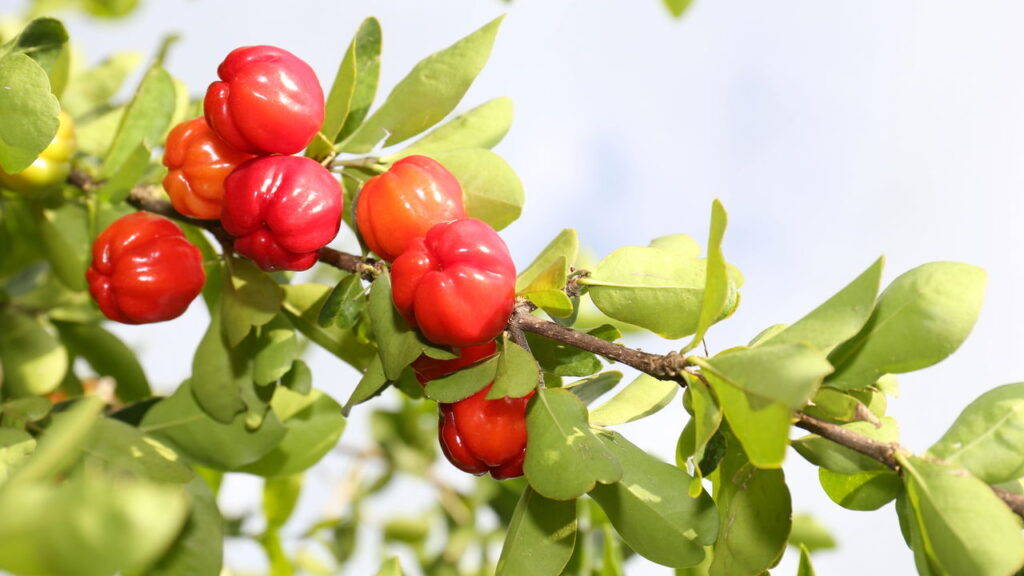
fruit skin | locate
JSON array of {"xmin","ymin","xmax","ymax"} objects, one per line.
[
  {"xmin": 356, "ymin": 155, "xmax": 466, "ymax": 262},
  {"xmin": 411, "ymin": 342, "xmax": 532, "ymax": 480},
  {"xmin": 86, "ymin": 212, "xmax": 205, "ymax": 324},
  {"xmin": 391, "ymin": 218, "xmax": 516, "ymax": 348},
  {"xmin": 0, "ymin": 110, "xmax": 75, "ymax": 196},
  {"xmin": 221, "ymin": 155, "xmax": 342, "ymax": 271},
  {"xmin": 162, "ymin": 116, "xmax": 256, "ymax": 220},
  {"xmin": 204, "ymin": 45, "xmax": 325, "ymax": 155}
]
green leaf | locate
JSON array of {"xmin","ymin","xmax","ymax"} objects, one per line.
[
  {"xmin": 308, "ymin": 17, "xmax": 382, "ymax": 159},
  {"xmin": 0, "ymin": 396, "xmax": 52, "ymax": 426},
  {"xmin": 0, "ymin": 53, "xmax": 60, "ymax": 173},
  {"xmin": 340, "ymin": 16, "xmax": 504, "ymax": 153},
  {"xmin": 684, "ymin": 199, "xmax": 729, "ymax": 353},
  {"xmin": 239, "ymin": 387, "xmax": 347, "ymax": 477},
  {"xmin": 95, "ymin": 143, "xmax": 150, "ymax": 203},
  {"xmin": 525, "ymin": 331, "xmax": 602, "ymax": 377},
  {"xmin": 102, "ymin": 64, "xmax": 176, "ymax": 177},
  {"xmin": 517, "ymin": 229, "xmax": 579, "ymax": 293},
  {"xmin": 34, "ymin": 205, "xmax": 86, "ymax": 291},
  {"xmin": 648, "ymin": 234, "xmax": 701, "ymax": 258},
  {"xmin": 565, "ymin": 371, "xmax": 622, "ymax": 406},
  {"xmin": 0, "ymin": 308, "xmax": 68, "ymax": 397},
  {"xmin": 685, "ymin": 374, "xmax": 722, "ymax": 466},
  {"xmin": 53, "ymin": 321, "xmax": 150, "ymax": 402},
  {"xmin": 0, "ymin": 428, "xmax": 35, "ymax": 483},
  {"xmin": 792, "ymin": 417, "xmax": 898, "ymax": 475},
  {"xmin": 79, "ymin": 417, "xmax": 193, "ymax": 483},
  {"xmin": 590, "ymin": 431, "xmax": 718, "ymax": 569},
  {"xmin": 368, "ymin": 269, "xmax": 427, "ymax": 380},
  {"xmin": 761, "ymin": 258, "xmax": 883, "ymax": 352},
  {"xmin": 663, "ymin": 0, "xmax": 695, "ymax": 18},
  {"xmin": 488, "ymin": 334, "xmax": 540, "ymax": 399},
  {"xmin": 141, "ymin": 380, "xmax": 286, "ymax": 471},
  {"xmin": 788, "ymin": 514, "xmax": 837, "ymax": 552},
  {"xmin": 827, "ymin": 262, "xmax": 986, "ymax": 390},
  {"xmin": 282, "ymin": 283, "xmax": 377, "ymax": 370},
  {"xmin": 590, "ymin": 373, "xmax": 678, "ymax": 426},
  {"xmin": 222, "ymin": 257, "xmax": 283, "ymax": 347},
  {"xmin": 899, "ymin": 456, "xmax": 1024, "ymax": 576},
  {"xmin": 264, "ymin": 474, "xmax": 303, "ymax": 530},
  {"xmin": 926, "ymin": 381, "xmax": 1024, "ymax": 484},
  {"xmin": 281, "ymin": 359, "xmax": 312, "ymax": 395},
  {"xmin": 147, "ymin": 477, "xmax": 223, "ymax": 576},
  {"xmin": 253, "ymin": 315, "xmax": 299, "ymax": 387},
  {"xmin": 190, "ymin": 307, "xmax": 246, "ymax": 424},
  {"xmin": 796, "ymin": 545, "xmax": 816, "ymax": 576},
  {"xmin": 344, "ymin": 355, "xmax": 389, "ymax": 414},
  {"xmin": 709, "ymin": 434, "xmax": 791, "ymax": 576},
  {"xmin": 524, "ymin": 388, "xmax": 622, "ymax": 500},
  {"xmin": 389, "ymin": 96, "xmax": 514, "ymax": 160},
  {"xmin": 62, "ymin": 51, "xmax": 143, "ymax": 117},
  {"xmin": 495, "ymin": 487, "xmax": 577, "ymax": 576},
  {"xmin": 434, "ymin": 148, "xmax": 524, "ymax": 231},
  {"xmin": 423, "ymin": 355, "xmax": 498, "ymax": 403},
  {"xmin": 801, "ymin": 387, "xmax": 864, "ymax": 423},
  {"xmin": 518, "ymin": 256, "xmax": 573, "ymax": 317},
  {"xmin": 819, "ymin": 468, "xmax": 900, "ymax": 511},
  {"xmin": 374, "ymin": 557, "xmax": 404, "ymax": 576},
  {"xmin": 317, "ymin": 273, "xmax": 365, "ymax": 330},
  {"xmin": 695, "ymin": 343, "xmax": 832, "ymax": 410},
  {"xmin": 703, "ymin": 371, "xmax": 790, "ymax": 469},
  {"xmin": 6, "ymin": 18, "xmax": 69, "ymax": 85},
  {"xmin": 9, "ymin": 396, "xmax": 103, "ymax": 483}
]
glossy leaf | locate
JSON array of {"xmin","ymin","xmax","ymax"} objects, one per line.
[
  {"xmin": 282, "ymin": 283, "xmax": 376, "ymax": 370},
  {"xmin": 222, "ymin": 257, "xmax": 283, "ymax": 348},
  {"xmin": 317, "ymin": 273, "xmax": 365, "ymax": 330},
  {"xmin": 0, "ymin": 308, "xmax": 67, "ymax": 397},
  {"xmin": 565, "ymin": 371, "xmax": 622, "ymax": 406},
  {"xmin": 390, "ymin": 96, "xmax": 513, "ymax": 160},
  {"xmin": 704, "ymin": 373, "xmax": 790, "ymax": 468},
  {"xmin": 368, "ymin": 269, "xmax": 426, "ymax": 380},
  {"xmin": 819, "ymin": 468, "xmax": 900, "ymax": 511},
  {"xmin": 927, "ymin": 381, "xmax": 1024, "ymax": 484},
  {"xmin": 147, "ymin": 477, "xmax": 223, "ymax": 576},
  {"xmin": 141, "ymin": 380, "xmax": 286, "ymax": 471},
  {"xmin": 488, "ymin": 335, "xmax": 539, "ymax": 399},
  {"xmin": 518, "ymin": 256, "xmax": 573, "ymax": 317},
  {"xmin": 190, "ymin": 308, "xmax": 246, "ymax": 424},
  {"xmin": 761, "ymin": 257, "xmax": 883, "ymax": 351},
  {"xmin": 827, "ymin": 262, "xmax": 986, "ymax": 390},
  {"xmin": 253, "ymin": 315, "xmax": 298, "ymax": 387},
  {"xmin": 590, "ymin": 373, "xmax": 678, "ymax": 426},
  {"xmin": 517, "ymin": 229, "xmax": 579, "ymax": 293},
  {"xmin": 102, "ymin": 64, "xmax": 176, "ymax": 177},
  {"xmin": 434, "ymin": 148, "xmax": 525, "ymax": 231},
  {"xmin": 54, "ymin": 320, "xmax": 150, "ymax": 402},
  {"xmin": 344, "ymin": 355, "xmax": 390, "ymax": 414},
  {"xmin": 424, "ymin": 355, "xmax": 498, "ymax": 403},
  {"xmin": 695, "ymin": 343, "xmax": 832, "ymax": 410},
  {"xmin": 0, "ymin": 53, "xmax": 60, "ymax": 173},
  {"xmin": 525, "ymin": 331, "xmax": 602, "ymax": 377},
  {"xmin": 899, "ymin": 456, "xmax": 1024, "ymax": 576},
  {"xmin": 495, "ymin": 486, "xmax": 577, "ymax": 576},
  {"xmin": 524, "ymin": 388, "xmax": 622, "ymax": 500},
  {"xmin": 341, "ymin": 16, "xmax": 503, "ymax": 153},
  {"xmin": 590, "ymin": 431, "xmax": 717, "ymax": 569},
  {"xmin": 684, "ymin": 199, "xmax": 729, "ymax": 353}
]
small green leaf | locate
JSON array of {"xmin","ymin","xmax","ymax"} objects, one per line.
[
  {"xmin": 899, "ymin": 456, "xmax": 1024, "ymax": 576},
  {"xmin": 519, "ymin": 256, "xmax": 573, "ymax": 317},
  {"xmin": 374, "ymin": 557, "xmax": 403, "ymax": 576},
  {"xmin": 524, "ymin": 388, "xmax": 622, "ymax": 500},
  {"xmin": 6, "ymin": 18, "xmax": 69, "ymax": 85},
  {"xmin": 317, "ymin": 273, "xmax": 365, "ymax": 330},
  {"xmin": 518, "ymin": 229, "xmax": 580, "ymax": 293},
  {"xmin": 61, "ymin": 51, "xmax": 143, "ymax": 117},
  {"xmin": 424, "ymin": 355, "xmax": 498, "ymax": 403},
  {"xmin": 0, "ymin": 53, "xmax": 60, "ymax": 173},
  {"xmin": 54, "ymin": 321, "xmax": 150, "ymax": 402},
  {"xmin": 565, "ymin": 371, "xmax": 622, "ymax": 406},
  {"xmin": 281, "ymin": 359, "xmax": 312, "ymax": 395},
  {"xmin": 488, "ymin": 335, "xmax": 539, "ymax": 399},
  {"xmin": 525, "ymin": 331, "xmax": 602, "ymax": 377},
  {"xmin": 792, "ymin": 417, "xmax": 898, "ymax": 475},
  {"xmin": 709, "ymin": 433, "xmax": 791, "ymax": 576},
  {"xmin": 801, "ymin": 387, "xmax": 864, "ymax": 423},
  {"xmin": 95, "ymin": 143, "xmax": 150, "ymax": 203},
  {"xmin": 282, "ymin": 283, "xmax": 376, "ymax": 370},
  {"xmin": 434, "ymin": 148, "xmax": 524, "ymax": 231},
  {"xmin": 102, "ymin": 64, "xmax": 176, "ymax": 177},
  {"xmin": 222, "ymin": 256, "xmax": 283, "ymax": 347},
  {"xmin": 760, "ymin": 258, "xmax": 883, "ymax": 351},
  {"xmin": 308, "ymin": 17, "xmax": 382, "ymax": 159},
  {"xmin": 34, "ymin": 204, "xmax": 87, "ymax": 291},
  {"xmin": 926, "ymin": 381, "xmax": 1024, "ymax": 484},
  {"xmin": 340, "ymin": 16, "xmax": 504, "ymax": 153},
  {"xmin": 263, "ymin": 474, "xmax": 303, "ymax": 530},
  {"xmin": 695, "ymin": 343, "xmax": 832, "ymax": 410},
  {"xmin": 10, "ymin": 396, "xmax": 103, "ymax": 483},
  {"xmin": 0, "ymin": 308, "xmax": 68, "ymax": 397},
  {"xmin": 253, "ymin": 315, "xmax": 298, "ymax": 386},
  {"xmin": 147, "ymin": 477, "xmax": 223, "ymax": 576},
  {"xmin": 684, "ymin": 374, "xmax": 722, "ymax": 466},
  {"xmin": 703, "ymin": 372, "xmax": 789, "ymax": 469},
  {"xmin": 190, "ymin": 307, "xmax": 245, "ymax": 424},
  {"xmin": 141, "ymin": 380, "xmax": 286, "ymax": 471},
  {"xmin": 0, "ymin": 428, "xmax": 36, "ymax": 483},
  {"xmin": 827, "ymin": 262, "xmax": 986, "ymax": 390},
  {"xmin": 495, "ymin": 487, "xmax": 577, "ymax": 576},
  {"xmin": 819, "ymin": 468, "xmax": 900, "ymax": 511},
  {"xmin": 590, "ymin": 373, "xmax": 678, "ymax": 426},
  {"xmin": 663, "ymin": 0, "xmax": 695, "ymax": 18},
  {"xmin": 648, "ymin": 234, "xmax": 701, "ymax": 258},
  {"xmin": 684, "ymin": 199, "xmax": 729, "ymax": 353},
  {"xmin": 79, "ymin": 418, "xmax": 192, "ymax": 483},
  {"xmin": 239, "ymin": 387, "xmax": 347, "ymax": 478},
  {"xmin": 390, "ymin": 96, "xmax": 514, "ymax": 160},
  {"xmin": 368, "ymin": 269, "xmax": 433, "ymax": 380},
  {"xmin": 797, "ymin": 545, "xmax": 816, "ymax": 576},
  {"xmin": 344, "ymin": 355, "xmax": 390, "ymax": 414},
  {"xmin": 0, "ymin": 397, "xmax": 51, "ymax": 426},
  {"xmin": 590, "ymin": 431, "xmax": 717, "ymax": 569},
  {"xmin": 788, "ymin": 514, "xmax": 837, "ymax": 552}
]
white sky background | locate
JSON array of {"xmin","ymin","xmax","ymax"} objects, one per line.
[{"xmin": 19, "ymin": 0, "xmax": 1024, "ymax": 574}]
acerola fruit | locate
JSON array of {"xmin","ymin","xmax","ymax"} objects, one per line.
[
  {"xmin": 162, "ymin": 116, "xmax": 256, "ymax": 219},
  {"xmin": 221, "ymin": 155, "xmax": 342, "ymax": 271},
  {"xmin": 204, "ymin": 45, "xmax": 325, "ymax": 155},
  {"xmin": 356, "ymin": 155, "xmax": 466, "ymax": 262},
  {"xmin": 87, "ymin": 212, "xmax": 205, "ymax": 324},
  {"xmin": 391, "ymin": 218, "xmax": 516, "ymax": 348},
  {"xmin": 439, "ymin": 384, "xmax": 533, "ymax": 479},
  {"xmin": 0, "ymin": 110, "xmax": 76, "ymax": 196}
]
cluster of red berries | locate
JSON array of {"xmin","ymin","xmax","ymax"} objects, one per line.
[
  {"xmin": 88, "ymin": 45, "xmax": 339, "ymax": 323},
  {"xmin": 356, "ymin": 155, "xmax": 530, "ymax": 479}
]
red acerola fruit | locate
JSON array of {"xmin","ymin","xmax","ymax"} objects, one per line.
[
  {"xmin": 438, "ymin": 384, "xmax": 534, "ymax": 479},
  {"xmin": 86, "ymin": 212, "xmax": 205, "ymax": 324},
  {"xmin": 162, "ymin": 116, "xmax": 256, "ymax": 220},
  {"xmin": 204, "ymin": 45, "xmax": 325, "ymax": 155},
  {"xmin": 391, "ymin": 218, "xmax": 516, "ymax": 348},
  {"xmin": 355, "ymin": 155, "xmax": 466, "ymax": 262},
  {"xmin": 221, "ymin": 155, "xmax": 342, "ymax": 271}
]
